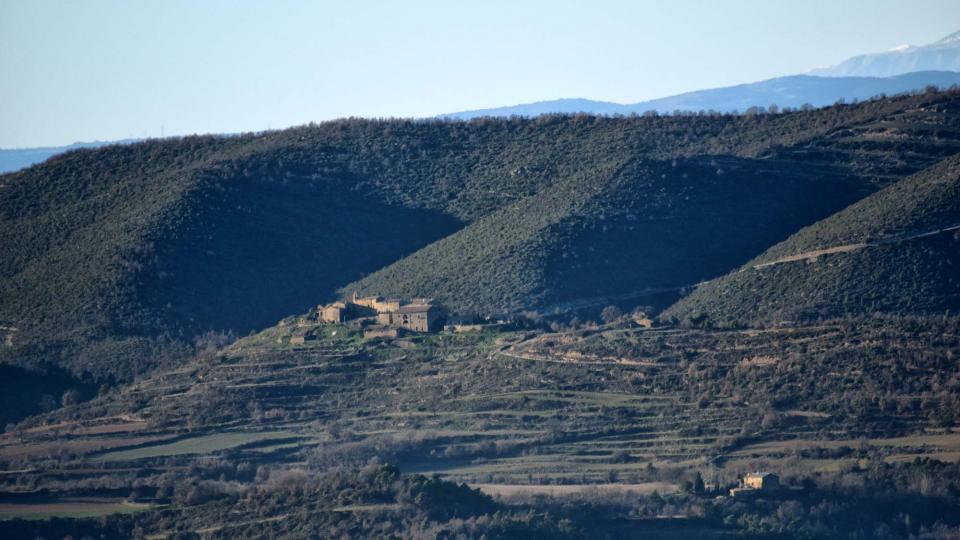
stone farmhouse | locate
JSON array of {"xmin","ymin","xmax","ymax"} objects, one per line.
[
  {"xmin": 376, "ymin": 303, "xmax": 438, "ymax": 333},
  {"xmin": 319, "ymin": 301, "xmax": 350, "ymax": 323},
  {"xmin": 729, "ymin": 472, "xmax": 780, "ymax": 497},
  {"xmin": 317, "ymin": 292, "xmax": 442, "ymax": 334},
  {"xmin": 742, "ymin": 472, "xmax": 779, "ymax": 491}
]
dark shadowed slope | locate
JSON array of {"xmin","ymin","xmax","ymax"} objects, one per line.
[
  {"xmin": 0, "ymin": 116, "xmax": 710, "ymax": 382},
  {"xmin": 0, "ymin": 138, "xmax": 464, "ymax": 382},
  {"xmin": 348, "ymin": 92, "xmax": 960, "ymax": 314},
  {"xmin": 343, "ymin": 157, "xmax": 865, "ymax": 313},
  {"xmin": 662, "ymin": 155, "xmax": 960, "ymax": 326}
]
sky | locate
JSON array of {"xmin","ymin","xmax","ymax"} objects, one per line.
[{"xmin": 1, "ymin": 0, "xmax": 959, "ymax": 148}]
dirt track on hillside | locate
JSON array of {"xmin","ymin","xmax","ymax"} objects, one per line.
[{"xmin": 750, "ymin": 223, "xmax": 960, "ymax": 271}]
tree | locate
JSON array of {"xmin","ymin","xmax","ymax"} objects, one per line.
[
  {"xmin": 693, "ymin": 471, "xmax": 705, "ymax": 494},
  {"xmin": 601, "ymin": 305, "xmax": 623, "ymax": 324},
  {"xmin": 61, "ymin": 389, "xmax": 81, "ymax": 407},
  {"xmin": 37, "ymin": 394, "xmax": 57, "ymax": 412}
]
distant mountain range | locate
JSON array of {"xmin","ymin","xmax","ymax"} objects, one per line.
[
  {"xmin": 443, "ymin": 30, "xmax": 960, "ymax": 120},
  {"xmin": 0, "ymin": 140, "xmax": 136, "ymax": 174},
  {"xmin": 810, "ymin": 30, "xmax": 960, "ymax": 77},
  {"xmin": 4, "ymin": 31, "xmax": 960, "ymax": 174},
  {"xmin": 442, "ymin": 71, "xmax": 960, "ymax": 120}
]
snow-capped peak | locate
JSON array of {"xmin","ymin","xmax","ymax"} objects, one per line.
[
  {"xmin": 936, "ymin": 30, "xmax": 960, "ymax": 45},
  {"xmin": 810, "ymin": 29, "xmax": 960, "ymax": 77}
]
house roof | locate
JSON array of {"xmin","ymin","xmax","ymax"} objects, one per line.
[{"xmin": 397, "ymin": 304, "xmax": 434, "ymax": 314}]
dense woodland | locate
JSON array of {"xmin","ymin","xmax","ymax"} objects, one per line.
[
  {"xmin": 7, "ymin": 460, "xmax": 960, "ymax": 539},
  {"xmin": 665, "ymin": 154, "xmax": 960, "ymax": 326},
  {"xmin": 3, "ymin": 88, "xmax": 959, "ymax": 394}
]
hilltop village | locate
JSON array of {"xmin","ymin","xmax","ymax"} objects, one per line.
[{"xmin": 316, "ymin": 292, "xmax": 471, "ymax": 339}]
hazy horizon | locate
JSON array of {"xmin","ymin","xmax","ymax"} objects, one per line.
[{"xmin": 2, "ymin": 0, "xmax": 959, "ymax": 148}]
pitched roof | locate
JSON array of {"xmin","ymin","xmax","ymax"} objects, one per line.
[{"xmin": 397, "ymin": 304, "xmax": 434, "ymax": 314}]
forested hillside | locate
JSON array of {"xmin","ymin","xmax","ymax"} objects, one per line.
[
  {"xmin": 344, "ymin": 156, "xmax": 863, "ymax": 313},
  {"xmin": 348, "ymin": 92, "xmax": 960, "ymax": 312},
  {"xmin": 663, "ymin": 154, "xmax": 960, "ymax": 326},
  {"xmin": 2, "ymin": 88, "xmax": 959, "ymax": 398}
]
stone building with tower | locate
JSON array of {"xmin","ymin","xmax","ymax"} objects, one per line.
[{"xmin": 317, "ymin": 292, "xmax": 443, "ymax": 334}]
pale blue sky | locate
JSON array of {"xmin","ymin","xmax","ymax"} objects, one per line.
[{"xmin": 1, "ymin": 0, "xmax": 959, "ymax": 148}]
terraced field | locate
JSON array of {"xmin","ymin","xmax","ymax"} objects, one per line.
[
  {"xmin": 4, "ymin": 314, "xmax": 957, "ymax": 502},
  {"xmin": 0, "ymin": 498, "xmax": 151, "ymax": 520},
  {"xmin": 92, "ymin": 431, "xmax": 301, "ymax": 462}
]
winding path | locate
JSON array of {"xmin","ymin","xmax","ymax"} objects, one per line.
[{"xmin": 536, "ymin": 223, "xmax": 960, "ymax": 315}]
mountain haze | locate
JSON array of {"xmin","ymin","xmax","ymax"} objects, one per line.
[
  {"xmin": 443, "ymin": 72, "xmax": 960, "ymax": 119},
  {"xmin": 0, "ymin": 140, "xmax": 136, "ymax": 174},
  {"xmin": 8, "ymin": 34, "xmax": 959, "ymax": 175}
]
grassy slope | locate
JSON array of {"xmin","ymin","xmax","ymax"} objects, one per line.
[{"xmin": 662, "ymin": 154, "xmax": 960, "ymax": 326}]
